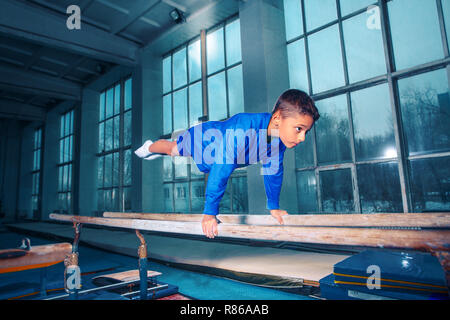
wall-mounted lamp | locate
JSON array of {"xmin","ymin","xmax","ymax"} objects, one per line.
[{"xmin": 169, "ymin": 8, "xmax": 185, "ymax": 24}]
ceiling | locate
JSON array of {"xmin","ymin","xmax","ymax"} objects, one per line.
[{"xmin": 0, "ymin": 0, "xmax": 240, "ymax": 123}]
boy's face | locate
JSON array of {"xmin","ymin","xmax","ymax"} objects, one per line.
[{"xmin": 270, "ymin": 111, "xmax": 314, "ymax": 149}]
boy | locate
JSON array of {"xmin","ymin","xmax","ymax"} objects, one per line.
[{"xmin": 135, "ymin": 89, "xmax": 320, "ymax": 238}]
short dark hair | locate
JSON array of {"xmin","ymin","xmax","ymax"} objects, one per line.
[{"xmin": 272, "ymin": 89, "xmax": 320, "ymax": 122}]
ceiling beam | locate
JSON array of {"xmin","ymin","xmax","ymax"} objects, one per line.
[
  {"xmin": 0, "ymin": 64, "xmax": 81, "ymax": 101},
  {"xmin": 0, "ymin": 99, "xmax": 46, "ymax": 121},
  {"xmin": 0, "ymin": 0, "xmax": 139, "ymax": 66},
  {"xmin": 109, "ymin": 0, "xmax": 161, "ymax": 35}
]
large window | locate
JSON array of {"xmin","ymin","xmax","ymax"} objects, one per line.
[
  {"xmin": 31, "ymin": 128, "xmax": 42, "ymax": 218},
  {"xmin": 57, "ymin": 110, "xmax": 74, "ymax": 214},
  {"xmin": 97, "ymin": 77, "xmax": 133, "ymax": 215},
  {"xmin": 161, "ymin": 16, "xmax": 248, "ymax": 214},
  {"xmin": 284, "ymin": 0, "xmax": 450, "ymax": 213}
]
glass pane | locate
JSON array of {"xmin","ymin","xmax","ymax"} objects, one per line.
[
  {"xmin": 173, "ymin": 88, "xmax": 188, "ymax": 131},
  {"xmin": 69, "ymin": 135, "xmax": 72, "ymax": 161},
  {"xmin": 444, "ymin": 0, "xmax": 450, "ymax": 53},
  {"xmin": 99, "ymin": 92, "xmax": 105, "ymax": 121},
  {"xmin": 189, "ymin": 82, "xmax": 203, "ymax": 127},
  {"xmin": 173, "ymin": 47, "xmax": 187, "ymax": 89},
  {"xmin": 320, "ymin": 169, "xmax": 355, "ymax": 213},
  {"xmin": 342, "ymin": 11, "xmax": 386, "ymax": 83},
  {"xmin": 225, "ymin": 19, "xmax": 242, "ymax": 66},
  {"xmin": 410, "ymin": 157, "xmax": 450, "ymax": 212},
  {"xmin": 227, "ymin": 65, "xmax": 244, "ymax": 117},
  {"xmin": 287, "ymin": 39, "xmax": 309, "ymax": 93},
  {"xmin": 284, "ymin": 0, "xmax": 304, "ymax": 41},
  {"xmin": 37, "ymin": 149, "xmax": 40, "ymax": 170},
  {"xmin": 106, "ymin": 88, "xmax": 113, "ymax": 118},
  {"xmin": 98, "ymin": 156, "xmax": 104, "ymax": 187},
  {"xmin": 351, "ymin": 84, "xmax": 397, "ymax": 161},
  {"xmin": 207, "ymin": 27, "xmax": 225, "ymax": 75},
  {"xmin": 340, "ymin": 0, "xmax": 375, "ymax": 16},
  {"xmin": 114, "ymin": 84, "xmax": 120, "ymax": 115},
  {"xmin": 191, "ymin": 161, "xmax": 203, "ymax": 177},
  {"xmin": 63, "ymin": 137, "xmax": 68, "ymax": 163},
  {"xmin": 36, "ymin": 172, "xmax": 39, "ymax": 194},
  {"xmin": 163, "ymin": 56, "xmax": 172, "ymax": 94},
  {"xmin": 112, "ymin": 188, "xmax": 119, "ymax": 211},
  {"xmin": 232, "ymin": 176, "xmax": 248, "ymax": 213},
  {"xmin": 163, "ymin": 157, "xmax": 172, "ymax": 181},
  {"xmin": 68, "ymin": 164, "xmax": 72, "ymax": 191},
  {"xmin": 105, "ymin": 118, "xmax": 113, "ymax": 151},
  {"xmin": 163, "ymin": 94, "xmax": 172, "ymax": 135},
  {"xmin": 174, "ymin": 156, "xmax": 188, "ymax": 178},
  {"xmin": 63, "ymin": 165, "xmax": 68, "ymax": 192},
  {"xmin": 304, "ymin": 0, "xmax": 337, "ymax": 31},
  {"xmin": 357, "ymin": 162, "xmax": 403, "ymax": 213},
  {"xmin": 124, "ymin": 149, "xmax": 131, "ymax": 186},
  {"xmin": 123, "ymin": 187, "xmax": 131, "ymax": 211},
  {"xmin": 219, "ymin": 180, "xmax": 232, "ymax": 213},
  {"xmin": 104, "ymin": 154, "xmax": 112, "ymax": 187},
  {"xmin": 65, "ymin": 112, "xmax": 70, "ymax": 136},
  {"xmin": 124, "ymin": 111, "xmax": 132, "ymax": 146},
  {"xmin": 58, "ymin": 193, "xmax": 64, "ymax": 211},
  {"xmin": 98, "ymin": 189, "xmax": 104, "ymax": 212},
  {"xmin": 105, "ymin": 189, "xmax": 111, "ymax": 211},
  {"xmin": 191, "ymin": 180, "xmax": 205, "ymax": 213},
  {"xmin": 398, "ymin": 69, "xmax": 450, "ymax": 156},
  {"xmin": 38, "ymin": 129, "xmax": 41, "ymax": 148},
  {"xmin": 98, "ymin": 122, "xmax": 104, "ymax": 153},
  {"xmin": 60, "ymin": 115, "xmax": 64, "ymax": 138},
  {"xmin": 125, "ymin": 78, "xmax": 132, "ymax": 110},
  {"xmin": 59, "ymin": 139, "xmax": 63, "ymax": 163},
  {"xmin": 208, "ymin": 72, "xmax": 227, "ymax": 121},
  {"xmin": 316, "ymin": 95, "xmax": 352, "ymax": 164},
  {"xmin": 163, "ymin": 184, "xmax": 174, "ymax": 212},
  {"xmin": 295, "ymin": 130, "xmax": 315, "ymax": 168},
  {"xmin": 174, "ymin": 182, "xmax": 190, "ymax": 212},
  {"xmin": 58, "ymin": 166, "xmax": 63, "ymax": 191},
  {"xmin": 388, "ymin": 0, "xmax": 443, "ymax": 70},
  {"xmin": 113, "ymin": 152, "xmax": 119, "ymax": 187},
  {"xmin": 296, "ymin": 170, "xmax": 318, "ymax": 213},
  {"xmin": 188, "ymin": 40, "xmax": 201, "ymax": 83},
  {"xmin": 309, "ymin": 24, "xmax": 345, "ymax": 93},
  {"xmin": 70, "ymin": 111, "xmax": 73, "ymax": 135},
  {"xmin": 114, "ymin": 116, "xmax": 120, "ymax": 149}
]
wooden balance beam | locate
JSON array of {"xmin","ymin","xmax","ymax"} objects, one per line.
[
  {"xmin": 50, "ymin": 213, "xmax": 450, "ymax": 251},
  {"xmin": 50, "ymin": 213, "xmax": 450, "ymax": 289},
  {"xmin": 0, "ymin": 242, "xmax": 72, "ymax": 274},
  {"xmin": 103, "ymin": 212, "xmax": 450, "ymax": 228}
]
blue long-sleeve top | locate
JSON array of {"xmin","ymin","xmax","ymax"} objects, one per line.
[{"xmin": 176, "ymin": 112, "xmax": 286, "ymax": 216}]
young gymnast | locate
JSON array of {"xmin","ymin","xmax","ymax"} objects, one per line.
[{"xmin": 135, "ymin": 89, "xmax": 320, "ymax": 238}]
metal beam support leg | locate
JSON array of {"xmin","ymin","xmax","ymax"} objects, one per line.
[
  {"xmin": 65, "ymin": 222, "xmax": 82, "ymax": 300},
  {"xmin": 136, "ymin": 230, "xmax": 148, "ymax": 300}
]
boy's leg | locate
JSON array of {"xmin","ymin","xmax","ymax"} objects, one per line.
[{"xmin": 149, "ymin": 140, "xmax": 179, "ymax": 156}]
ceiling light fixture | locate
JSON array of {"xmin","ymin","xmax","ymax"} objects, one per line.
[{"xmin": 169, "ymin": 8, "xmax": 185, "ymax": 24}]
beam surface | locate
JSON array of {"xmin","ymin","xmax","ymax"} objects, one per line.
[
  {"xmin": 102, "ymin": 212, "xmax": 450, "ymax": 228},
  {"xmin": 50, "ymin": 214, "xmax": 450, "ymax": 252}
]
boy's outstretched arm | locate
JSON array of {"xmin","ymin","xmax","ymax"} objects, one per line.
[
  {"xmin": 202, "ymin": 163, "xmax": 236, "ymax": 239},
  {"xmin": 263, "ymin": 160, "xmax": 288, "ymax": 224}
]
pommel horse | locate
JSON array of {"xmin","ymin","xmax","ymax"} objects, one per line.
[{"xmin": 50, "ymin": 212, "xmax": 450, "ymax": 296}]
